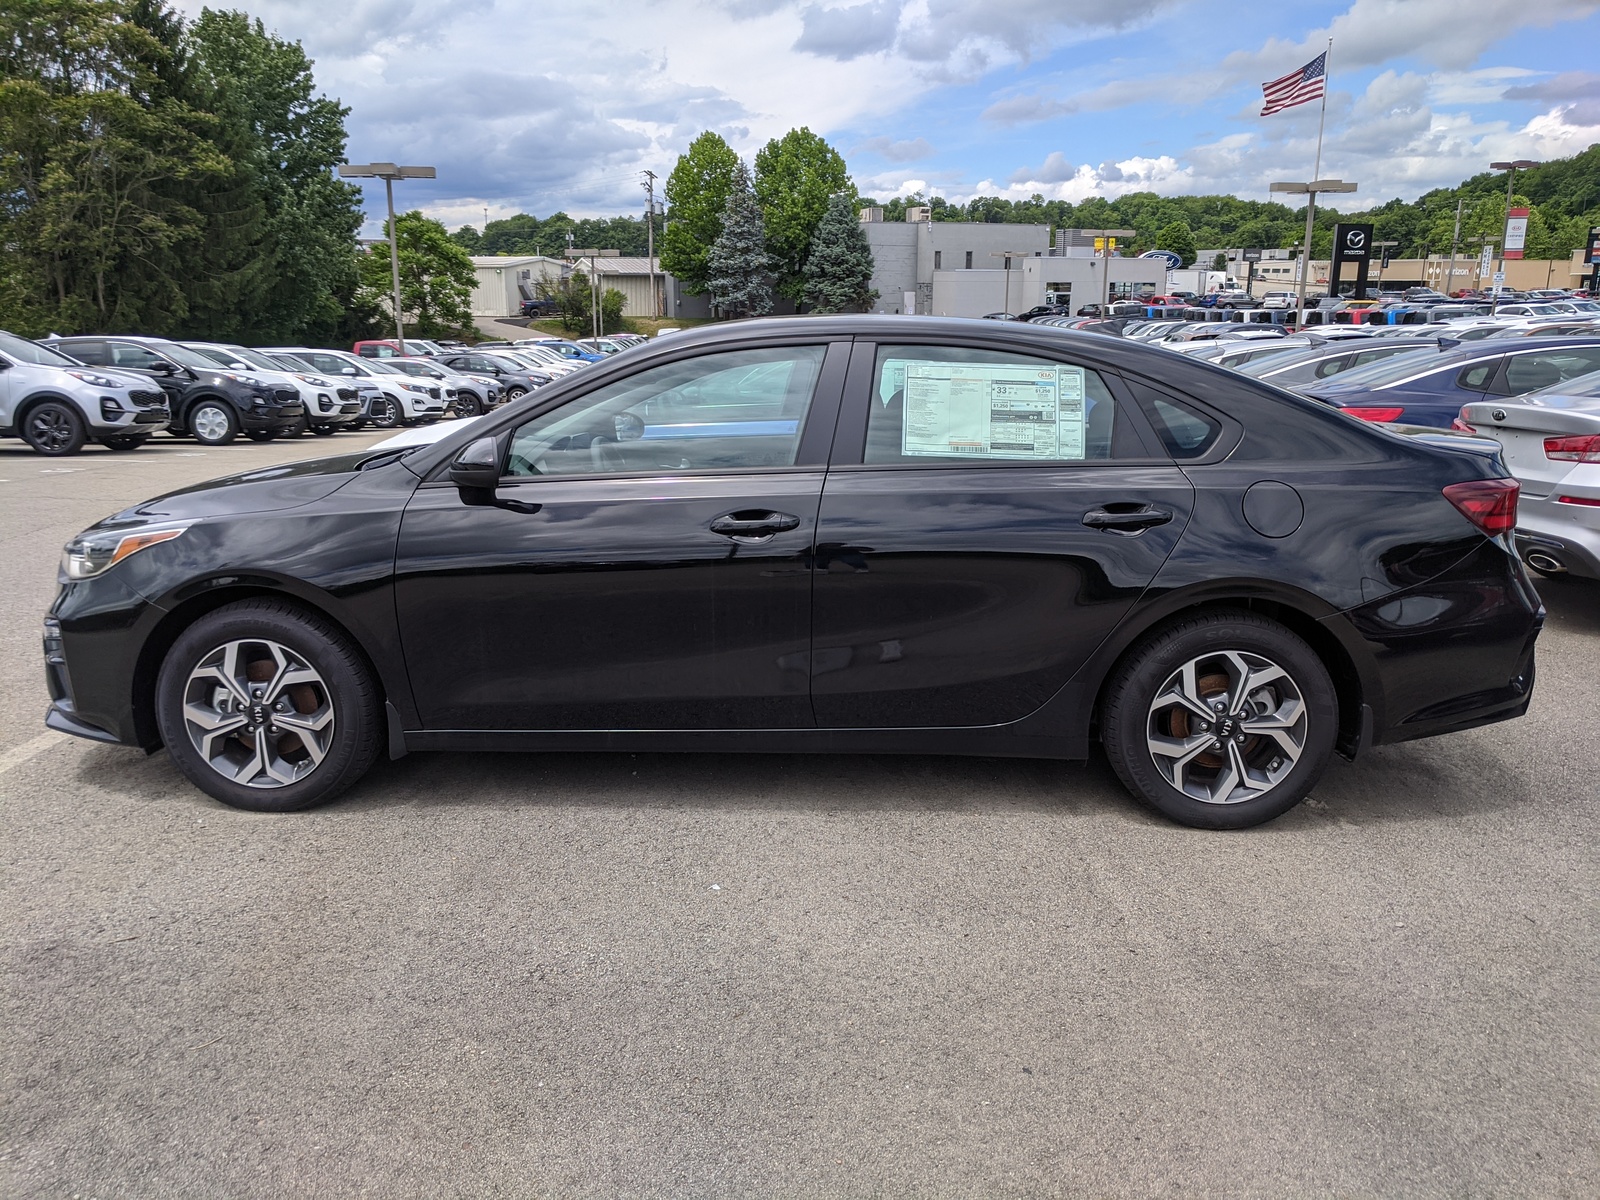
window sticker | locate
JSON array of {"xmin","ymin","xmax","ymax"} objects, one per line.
[{"xmin": 887, "ymin": 359, "xmax": 1087, "ymax": 459}]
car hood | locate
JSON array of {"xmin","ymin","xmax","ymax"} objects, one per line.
[{"xmin": 115, "ymin": 451, "xmax": 380, "ymax": 524}]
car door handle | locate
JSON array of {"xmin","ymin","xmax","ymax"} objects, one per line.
[
  {"xmin": 1081, "ymin": 504, "xmax": 1174, "ymax": 533},
  {"xmin": 709, "ymin": 511, "xmax": 801, "ymax": 539}
]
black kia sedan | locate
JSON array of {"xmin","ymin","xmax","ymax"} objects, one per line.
[{"xmin": 43, "ymin": 317, "xmax": 1543, "ymax": 829}]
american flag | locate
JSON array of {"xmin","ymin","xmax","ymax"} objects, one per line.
[{"xmin": 1261, "ymin": 52, "xmax": 1326, "ymax": 115}]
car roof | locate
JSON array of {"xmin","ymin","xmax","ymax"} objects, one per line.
[{"xmin": 1306, "ymin": 334, "xmax": 1600, "ymax": 390}]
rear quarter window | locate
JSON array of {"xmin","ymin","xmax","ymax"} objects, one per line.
[{"xmin": 1127, "ymin": 381, "xmax": 1223, "ymax": 459}]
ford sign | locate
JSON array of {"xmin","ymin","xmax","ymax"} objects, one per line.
[{"xmin": 1141, "ymin": 250, "xmax": 1183, "ymax": 269}]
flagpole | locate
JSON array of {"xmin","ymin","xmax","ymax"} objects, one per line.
[{"xmin": 1297, "ymin": 37, "xmax": 1333, "ymax": 329}]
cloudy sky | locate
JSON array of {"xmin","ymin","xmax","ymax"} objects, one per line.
[{"xmin": 179, "ymin": 0, "xmax": 1600, "ymax": 234}]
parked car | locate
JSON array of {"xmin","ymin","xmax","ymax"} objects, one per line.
[
  {"xmin": 1261, "ymin": 291, "xmax": 1299, "ymax": 310},
  {"xmin": 0, "ymin": 330, "xmax": 169, "ymax": 454},
  {"xmin": 981, "ymin": 312, "xmax": 1020, "ymax": 321},
  {"xmin": 181, "ymin": 343, "xmax": 361, "ymax": 436},
  {"xmin": 435, "ymin": 351, "xmax": 553, "ymax": 400},
  {"xmin": 256, "ymin": 350, "xmax": 382, "ymax": 427},
  {"xmin": 50, "ymin": 335, "xmax": 302, "ymax": 445},
  {"xmin": 1457, "ymin": 369, "xmax": 1600, "ymax": 580},
  {"xmin": 44, "ymin": 316, "xmax": 1542, "ymax": 831},
  {"xmin": 516, "ymin": 337, "xmax": 606, "ymax": 363},
  {"xmin": 262, "ymin": 347, "xmax": 441, "ymax": 428},
  {"xmin": 384, "ymin": 357, "xmax": 502, "ymax": 417},
  {"xmin": 358, "ymin": 358, "xmax": 453, "ymax": 424},
  {"xmin": 574, "ymin": 337, "xmax": 632, "ymax": 355},
  {"xmin": 519, "ymin": 298, "xmax": 559, "ymax": 318},
  {"xmin": 1234, "ymin": 339, "xmax": 1440, "ymax": 387},
  {"xmin": 352, "ymin": 339, "xmax": 445, "ymax": 358},
  {"xmin": 1299, "ymin": 336, "xmax": 1600, "ymax": 426}
]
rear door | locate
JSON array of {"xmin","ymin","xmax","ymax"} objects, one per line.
[{"xmin": 809, "ymin": 339, "xmax": 1194, "ymax": 729}]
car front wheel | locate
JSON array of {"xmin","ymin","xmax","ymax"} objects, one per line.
[
  {"xmin": 504, "ymin": 386, "xmax": 528, "ymax": 401},
  {"xmin": 371, "ymin": 396, "xmax": 401, "ymax": 428},
  {"xmin": 23, "ymin": 402, "xmax": 87, "ymax": 456},
  {"xmin": 1100, "ymin": 609, "xmax": 1337, "ymax": 829},
  {"xmin": 190, "ymin": 401, "xmax": 238, "ymax": 445},
  {"xmin": 155, "ymin": 600, "xmax": 383, "ymax": 812}
]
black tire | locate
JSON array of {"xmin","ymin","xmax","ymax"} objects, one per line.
[
  {"xmin": 371, "ymin": 396, "xmax": 401, "ymax": 428},
  {"xmin": 1099, "ymin": 609, "xmax": 1337, "ymax": 830},
  {"xmin": 97, "ymin": 433, "xmax": 151, "ymax": 451},
  {"xmin": 189, "ymin": 400, "xmax": 238, "ymax": 446},
  {"xmin": 246, "ymin": 430, "xmax": 277, "ymax": 442},
  {"xmin": 310, "ymin": 424, "xmax": 337, "ymax": 436},
  {"xmin": 155, "ymin": 599, "xmax": 383, "ymax": 813},
  {"xmin": 283, "ymin": 413, "xmax": 309, "ymax": 438},
  {"xmin": 22, "ymin": 401, "xmax": 86, "ymax": 456},
  {"xmin": 450, "ymin": 392, "xmax": 481, "ymax": 418}
]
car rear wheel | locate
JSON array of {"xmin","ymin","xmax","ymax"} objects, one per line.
[
  {"xmin": 190, "ymin": 400, "xmax": 238, "ymax": 445},
  {"xmin": 156, "ymin": 600, "xmax": 382, "ymax": 812},
  {"xmin": 23, "ymin": 402, "xmax": 87, "ymax": 456},
  {"xmin": 1100, "ymin": 609, "xmax": 1337, "ymax": 829}
]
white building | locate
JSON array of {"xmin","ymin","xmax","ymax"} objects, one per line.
[
  {"xmin": 860, "ymin": 215, "xmax": 1165, "ymax": 317},
  {"xmin": 470, "ymin": 255, "xmax": 667, "ymax": 318}
]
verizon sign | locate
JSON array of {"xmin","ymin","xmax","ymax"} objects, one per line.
[{"xmin": 1504, "ymin": 207, "xmax": 1530, "ymax": 260}]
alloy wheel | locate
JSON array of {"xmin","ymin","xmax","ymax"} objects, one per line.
[
  {"xmin": 28, "ymin": 408, "xmax": 75, "ymax": 452},
  {"xmin": 181, "ymin": 638, "xmax": 336, "ymax": 789},
  {"xmin": 1145, "ymin": 650, "xmax": 1308, "ymax": 805},
  {"xmin": 192, "ymin": 404, "xmax": 231, "ymax": 443}
]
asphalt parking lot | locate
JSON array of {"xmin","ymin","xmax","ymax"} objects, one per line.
[{"xmin": 2, "ymin": 433, "xmax": 1597, "ymax": 1198}]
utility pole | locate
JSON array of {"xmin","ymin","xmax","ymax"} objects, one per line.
[
  {"xmin": 1489, "ymin": 159, "xmax": 1538, "ymax": 314},
  {"xmin": 338, "ymin": 163, "xmax": 436, "ymax": 350},
  {"xmin": 643, "ymin": 170, "xmax": 661, "ymax": 318},
  {"xmin": 1443, "ymin": 197, "xmax": 1463, "ymax": 299}
]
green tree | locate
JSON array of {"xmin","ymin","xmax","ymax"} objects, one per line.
[
  {"xmin": 358, "ymin": 210, "xmax": 476, "ymax": 338},
  {"xmin": 1155, "ymin": 220, "xmax": 1198, "ymax": 268},
  {"xmin": 706, "ymin": 159, "xmax": 772, "ymax": 318},
  {"xmin": 0, "ymin": 0, "xmax": 228, "ymax": 335},
  {"xmin": 1210, "ymin": 252, "xmax": 1228, "ymax": 271},
  {"xmin": 178, "ymin": 8, "xmax": 364, "ymax": 343},
  {"xmin": 754, "ymin": 127, "xmax": 852, "ymax": 305},
  {"xmin": 661, "ymin": 131, "xmax": 739, "ymax": 296},
  {"xmin": 451, "ymin": 225, "xmax": 483, "ymax": 253},
  {"xmin": 803, "ymin": 192, "xmax": 877, "ymax": 313}
]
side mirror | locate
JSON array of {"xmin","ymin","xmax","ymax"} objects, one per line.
[
  {"xmin": 341, "ymin": 366, "xmax": 357, "ymax": 375},
  {"xmin": 149, "ymin": 360, "xmax": 176, "ymax": 375},
  {"xmin": 449, "ymin": 437, "xmax": 540, "ymax": 514}
]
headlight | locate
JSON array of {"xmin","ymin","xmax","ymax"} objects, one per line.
[
  {"xmin": 295, "ymin": 374, "xmax": 332, "ymax": 387},
  {"xmin": 61, "ymin": 526, "xmax": 188, "ymax": 580},
  {"xmin": 67, "ymin": 370, "xmax": 123, "ymax": 389},
  {"xmin": 214, "ymin": 372, "xmax": 264, "ymax": 386},
  {"xmin": 401, "ymin": 382, "xmax": 428, "ymax": 393}
]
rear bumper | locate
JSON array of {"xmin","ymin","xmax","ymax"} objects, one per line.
[
  {"xmin": 1325, "ymin": 537, "xmax": 1544, "ymax": 746},
  {"xmin": 1515, "ymin": 492, "xmax": 1600, "ymax": 581}
]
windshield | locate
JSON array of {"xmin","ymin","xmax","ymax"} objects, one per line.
[
  {"xmin": 263, "ymin": 352, "xmax": 315, "ymax": 373},
  {"xmin": 0, "ymin": 332, "xmax": 82, "ymax": 366},
  {"xmin": 224, "ymin": 347, "xmax": 294, "ymax": 373},
  {"xmin": 184, "ymin": 345, "xmax": 244, "ymax": 368},
  {"xmin": 481, "ymin": 353, "xmax": 529, "ymax": 372},
  {"xmin": 363, "ymin": 359, "xmax": 410, "ymax": 375},
  {"xmin": 157, "ymin": 342, "xmax": 244, "ymax": 370}
]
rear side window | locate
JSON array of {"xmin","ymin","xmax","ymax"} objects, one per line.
[
  {"xmin": 58, "ymin": 340, "xmax": 108, "ymax": 365},
  {"xmin": 1127, "ymin": 381, "xmax": 1223, "ymax": 459},
  {"xmin": 864, "ymin": 344, "xmax": 1134, "ymax": 463},
  {"xmin": 1499, "ymin": 348, "xmax": 1600, "ymax": 394}
]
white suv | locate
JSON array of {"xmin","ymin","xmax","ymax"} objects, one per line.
[
  {"xmin": 0, "ymin": 330, "xmax": 170, "ymax": 455},
  {"xmin": 264, "ymin": 347, "xmax": 444, "ymax": 427},
  {"xmin": 1261, "ymin": 291, "xmax": 1299, "ymax": 310}
]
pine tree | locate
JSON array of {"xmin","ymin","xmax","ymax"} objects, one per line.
[
  {"xmin": 803, "ymin": 193, "xmax": 878, "ymax": 312},
  {"xmin": 706, "ymin": 160, "xmax": 773, "ymax": 319}
]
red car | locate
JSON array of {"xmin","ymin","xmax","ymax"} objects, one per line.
[{"xmin": 351, "ymin": 339, "xmax": 443, "ymax": 358}]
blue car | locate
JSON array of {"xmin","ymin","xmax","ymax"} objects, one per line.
[
  {"xmin": 1299, "ymin": 336, "xmax": 1600, "ymax": 427},
  {"xmin": 517, "ymin": 337, "xmax": 606, "ymax": 364}
]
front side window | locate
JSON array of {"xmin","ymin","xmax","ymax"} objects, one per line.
[
  {"xmin": 504, "ymin": 345, "xmax": 825, "ymax": 478},
  {"xmin": 109, "ymin": 342, "xmax": 166, "ymax": 369},
  {"xmin": 864, "ymin": 345, "xmax": 1127, "ymax": 464},
  {"xmin": 1500, "ymin": 348, "xmax": 1600, "ymax": 394}
]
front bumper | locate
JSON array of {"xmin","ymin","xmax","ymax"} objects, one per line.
[{"xmin": 239, "ymin": 400, "xmax": 306, "ymax": 433}]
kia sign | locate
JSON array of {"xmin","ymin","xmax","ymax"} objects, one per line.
[
  {"xmin": 1587, "ymin": 226, "xmax": 1600, "ymax": 265},
  {"xmin": 1140, "ymin": 249, "xmax": 1183, "ymax": 270},
  {"xmin": 1504, "ymin": 207, "xmax": 1529, "ymax": 260}
]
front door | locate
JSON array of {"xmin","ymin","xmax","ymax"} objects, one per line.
[
  {"xmin": 395, "ymin": 341, "xmax": 845, "ymax": 731},
  {"xmin": 811, "ymin": 341, "xmax": 1195, "ymax": 728}
]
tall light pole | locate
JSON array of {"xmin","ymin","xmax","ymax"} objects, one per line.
[
  {"xmin": 1270, "ymin": 179, "xmax": 1357, "ymax": 328},
  {"xmin": 1488, "ymin": 159, "xmax": 1538, "ymax": 315},
  {"xmin": 338, "ymin": 163, "xmax": 437, "ymax": 349}
]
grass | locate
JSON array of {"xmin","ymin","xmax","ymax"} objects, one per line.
[{"xmin": 520, "ymin": 316, "xmax": 718, "ymax": 340}]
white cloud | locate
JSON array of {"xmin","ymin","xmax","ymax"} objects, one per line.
[{"xmin": 854, "ymin": 136, "xmax": 936, "ymax": 161}]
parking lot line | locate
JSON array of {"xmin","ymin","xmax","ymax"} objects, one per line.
[{"xmin": 0, "ymin": 731, "xmax": 66, "ymax": 776}]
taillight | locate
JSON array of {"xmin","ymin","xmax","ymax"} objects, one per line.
[
  {"xmin": 1451, "ymin": 416, "xmax": 1476, "ymax": 433},
  {"xmin": 1556, "ymin": 495, "xmax": 1600, "ymax": 507},
  {"xmin": 1443, "ymin": 478, "xmax": 1520, "ymax": 536},
  {"xmin": 1344, "ymin": 406, "xmax": 1406, "ymax": 423},
  {"xmin": 1543, "ymin": 434, "xmax": 1600, "ymax": 463}
]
